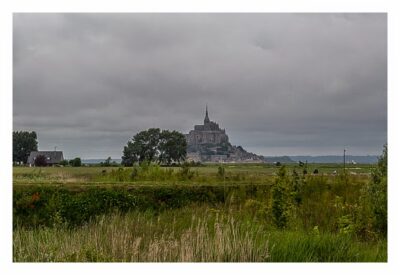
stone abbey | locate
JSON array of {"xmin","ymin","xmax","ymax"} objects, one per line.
[
  {"xmin": 186, "ymin": 106, "xmax": 264, "ymax": 163},
  {"xmin": 186, "ymin": 106, "xmax": 229, "ymax": 146}
]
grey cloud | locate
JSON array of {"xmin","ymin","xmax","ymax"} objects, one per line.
[{"xmin": 13, "ymin": 13, "xmax": 387, "ymax": 158}]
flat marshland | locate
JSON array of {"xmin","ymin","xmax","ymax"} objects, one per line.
[{"xmin": 13, "ymin": 162, "xmax": 387, "ymax": 262}]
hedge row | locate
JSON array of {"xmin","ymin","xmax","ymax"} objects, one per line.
[{"xmin": 13, "ymin": 185, "xmax": 270, "ymax": 228}]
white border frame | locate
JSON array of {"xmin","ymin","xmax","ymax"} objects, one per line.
[{"xmin": 1, "ymin": 1, "xmax": 398, "ymax": 274}]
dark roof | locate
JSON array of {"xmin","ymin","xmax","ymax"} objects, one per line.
[{"xmin": 27, "ymin": 151, "xmax": 64, "ymax": 165}]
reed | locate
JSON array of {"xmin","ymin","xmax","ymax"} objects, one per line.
[{"xmin": 13, "ymin": 207, "xmax": 386, "ymax": 262}]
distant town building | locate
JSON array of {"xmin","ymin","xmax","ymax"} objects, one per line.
[
  {"xmin": 27, "ymin": 151, "xmax": 64, "ymax": 166},
  {"xmin": 186, "ymin": 106, "xmax": 264, "ymax": 163}
]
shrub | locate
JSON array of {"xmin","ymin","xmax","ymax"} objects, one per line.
[
  {"xmin": 271, "ymin": 166, "xmax": 291, "ymax": 229},
  {"xmin": 130, "ymin": 167, "xmax": 138, "ymax": 180},
  {"xmin": 69, "ymin": 158, "xmax": 82, "ymax": 167},
  {"xmin": 290, "ymin": 169, "xmax": 303, "ymax": 206},
  {"xmin": 178, "ymin": 163, "xmax": 195, "ymax": 180},
  {"xmin": 370, "ymin": 145, "xmax": 387, "ymax": 236},
  {"xmin": 34, "ymin": 155, "xmax": 47, "ymax": 167},
  {"xmin": 356, "ymin": 144, "xmax": 387, "ymax": 239},
  {"xmin": 337, "ymin": 214, "xmax": 356, "ymax": 235},
  {"xmin": 217, "ymin": 166, "xmax": 225, "ymax": 179},
  {"xmin": 13, "ymin": 185, "xmax": 272, "ymax": 228},
  {"xmin": 59, "ymin": 160, "xmax": 69, "ymax": 166}
]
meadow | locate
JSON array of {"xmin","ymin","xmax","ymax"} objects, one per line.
[{"xmin": 13, "ymin": 162, "xmax": 387, "ymax": 262}]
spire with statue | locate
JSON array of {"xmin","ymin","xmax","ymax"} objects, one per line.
[{"xmin": 204, "ymin": 105, "xmax": 210, "ymax": 124}]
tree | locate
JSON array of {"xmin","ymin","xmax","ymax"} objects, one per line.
[
  {"xmin": 158, "ymin": 130, "xmax": 187, "ymax": 165},
  {"xmin": 101, "ymin": 156, "xmax": 112, "ymax": 167},
  {"xmin": 13, "ymin": 131, "xmax": 38, "ymax": 164},
  {"xmin": 69, "ymin": 157, "xmax": 81, "ymax": 167},
  {"xmin": 121, "ymin": 141, "xmax": 139, "ymax": 166},
  {"xmin": 34, "ymin": 154, "xmax": 47, "ymax": 167},
  {"xmin": 105, "ymin": 157, "xmax": 112, "ymax": 166},
  {"xmin": 122, "ymin": 128, "xmax": 161, "ymax": 166},
  {"xmin": 122, "ymin": 128, "xmax": 187, "ymax": 166}
]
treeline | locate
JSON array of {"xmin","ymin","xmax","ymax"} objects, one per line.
[{"xmin": 13, "ymin": 128, "xmax": 187, "ymax": 167}]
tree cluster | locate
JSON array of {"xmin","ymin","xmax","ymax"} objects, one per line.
[{"xmin": 122, "ymin": 128, "xmax": 187, "ymax": 166}]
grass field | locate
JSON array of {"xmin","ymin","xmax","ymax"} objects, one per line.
[
  {"xmin": 13, "ymin": 162, "xmax": 386, "ymax": 262},
  {"xmin": 13, "ymin": 162, "xmax": 374, "ymax": 186}
]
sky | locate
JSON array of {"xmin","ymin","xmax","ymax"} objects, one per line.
[{"xmin": 13, "ymin": 13, "xmax": 387, "ymax": 159}]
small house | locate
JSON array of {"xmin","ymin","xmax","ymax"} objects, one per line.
[{"xmin": 27, "ymin": 151, "xmax": 64, "ymax": 166}]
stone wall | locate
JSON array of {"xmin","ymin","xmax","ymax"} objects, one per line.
[{"xmin": 186, "ymin": 130, "xmax": 229, "ymax": 145}]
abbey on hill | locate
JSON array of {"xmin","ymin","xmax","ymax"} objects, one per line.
[{"xmin": 186, "ymin": 106, "xmax": 264, "ymax": 163}]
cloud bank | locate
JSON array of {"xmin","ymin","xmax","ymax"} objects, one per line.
[{"xmin": 13, "ymin": 14, "xmax": 387, "ymax": 158}]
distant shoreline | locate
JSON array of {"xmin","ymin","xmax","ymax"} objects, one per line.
[
  {"xmin": 81, "ymin": 155, "xmax": 379, "ymax": 164},
  {"xmin": 265, "ymin": 155, "xmax": 378, "ymax": 164}
]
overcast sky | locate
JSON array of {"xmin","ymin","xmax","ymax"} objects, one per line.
[{"xmin": 13, "ymin": 13, "xmax": 387, "ymax": 159}]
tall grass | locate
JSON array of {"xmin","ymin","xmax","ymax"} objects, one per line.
[
  {"xmin": 13, "ymin": 207, "xmax": 386, "ymax": 262},
  {"xmin": 14, "ymin": 209, "xmax": 269, "ymax": 262},
  {"xmin": 267, "ymin": 231, "xmax": 386, "ymax": 262}
]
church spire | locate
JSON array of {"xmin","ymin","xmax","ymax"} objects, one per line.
[{"xmin": 204, "ymin": 104, "xmax": 210, "ymax": 124}]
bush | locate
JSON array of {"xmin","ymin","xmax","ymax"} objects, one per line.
[
  {"xmin": 290, "ymin": 169, "xmax": 304, "ymax": 206},
  {"xmin": 13, "ymin": 185, "xmax": 271, "ymax": 228},
  {"xmin": 178, "ymin": 163, "xmax": 195, "ymax": 180},
  {"xmin": 69, "ymin": 158, "xmax": 82, "ymax": 167},
  {"xmin": 217, "ymin": 166, "xmax": 225, "ymax": 179},
  {"xmin": 271, "ymin": 166, "xmax": 291, "ymax": 229},
  {"xmin": 356, "ymin": 145, "xmax": 387, "ymax": 240},
  {"xmin": 34, "ymin": 155, "xmax": 47, "ymax": 167},
  {"xmin": 59, "ymin": 160, "xmax": 69, "ymax": 166}
]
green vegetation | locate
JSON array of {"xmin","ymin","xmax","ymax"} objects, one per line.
[
  {"xmin": 13, "ymin": 147, "xmax": 387, "ymax": 262},
  {"xmin": 271, "ymin": 166, "xmax": 291, "ymax": 229},
  {"xmin": 69, "ymin": 157, "xmax": 82, "ymax": 167},
  {"xmin": 122, "ymin": 128, "xmax": 187, "ymax": 166},
  {"xmin": 14, "ymin": 207, "xmax": 386, "ymax": 262},
  {"xmin": 13, "ymin": 131, "xmax": 38, "ymax": 164},
  {"xmin": 13, "ymin": 162, "xmax": 374, "ymax": 186},
  {"xmin": 100, "ymin": 157, "xmax": 119, "ymax": 167},
  {"xmin": 354, "ymin": 144, "xmax": 387, "ymax": 240}
]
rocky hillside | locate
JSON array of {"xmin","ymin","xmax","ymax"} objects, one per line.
[{"xmin": 187, "ymin": 141, "xmax": 264, "ymax": 162}]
